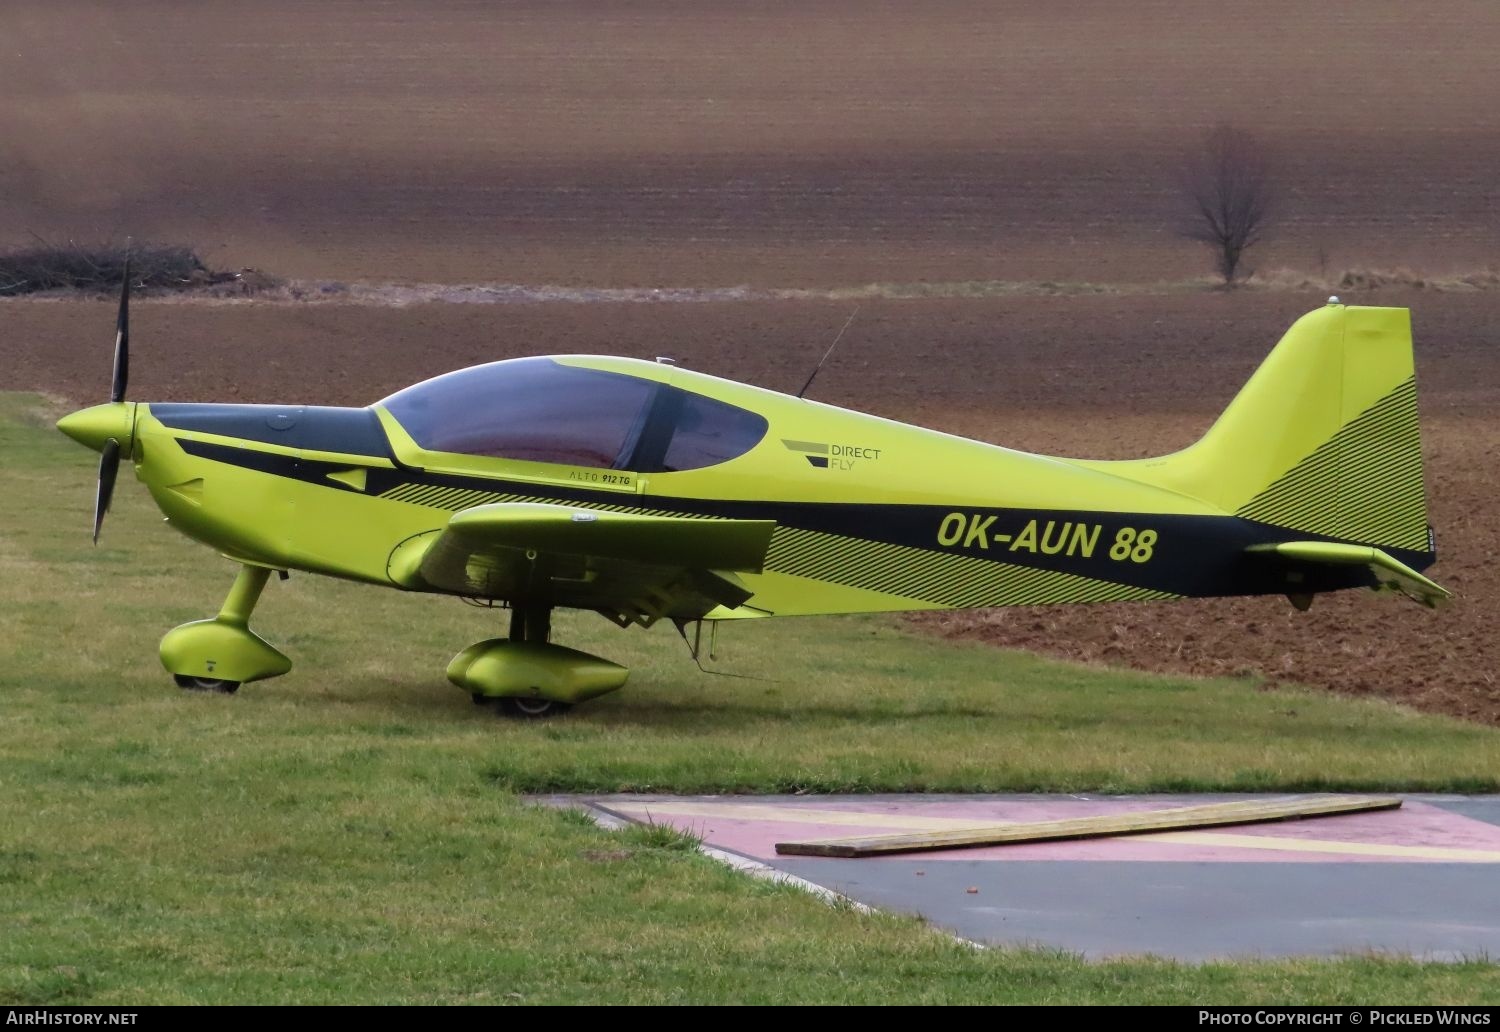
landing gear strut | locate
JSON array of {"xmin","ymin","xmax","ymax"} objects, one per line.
[
  {"xmin": 159, "ymin": 564, "xmax": 291, "ymax": 693},
  {"xmin": 447, "ymin": 603, "xmax": 628, "ymax": 719},
  {"xmin": 509, "ymin": 604, "xmax": 551, "ymax": 647}
]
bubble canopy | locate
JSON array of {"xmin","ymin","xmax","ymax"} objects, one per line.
[{"xmin": 378, "ymin": 357, "xmax": 769, "ymax": 473}]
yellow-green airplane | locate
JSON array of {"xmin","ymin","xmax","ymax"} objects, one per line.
[{"xmin": 57, "ymin": 276, "xmax": 1449, "ymax": 717}]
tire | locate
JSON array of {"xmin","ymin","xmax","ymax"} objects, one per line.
[
  {"xmin": 174, "ymin": 674, "xmax": 241, "ymax": 694},
  {"xmin": 496, "ymin": 696, "xmax": 572, "ymax": 720}
]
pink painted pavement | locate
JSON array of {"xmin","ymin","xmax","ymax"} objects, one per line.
[{"xmin": 594, "ymin": 797, "xmax": 1500, "ymax": 864}]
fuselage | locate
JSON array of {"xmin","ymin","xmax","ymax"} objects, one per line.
[{"xmin": 79, "ymin": 354, "xmax": 1406, "ymax": 618}]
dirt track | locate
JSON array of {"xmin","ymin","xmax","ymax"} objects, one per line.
[{"xmin": 8, "ymin": 290, "xmax": 1497, "ymax": 722}]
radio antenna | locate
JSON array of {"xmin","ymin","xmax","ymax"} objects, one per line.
[{"xmin": 796, "ymin": 306, "xmax": 860, "ymax": 400}]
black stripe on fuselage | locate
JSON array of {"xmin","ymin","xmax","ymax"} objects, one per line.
[{"xmin": 173, "ymin": 437, "xmax": 1432, "ymax": 600}]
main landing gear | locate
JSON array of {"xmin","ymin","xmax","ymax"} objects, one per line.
[
  {"xmin": 448, "ymin": 603, "xmax": 628, "ymax": 720},
  {"xmin": 159, "ymin": 564, "xmax": 291, "ymax": 693}
]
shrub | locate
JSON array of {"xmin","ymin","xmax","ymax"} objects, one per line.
[{"xmin": 0, "ymin": 239, "xmax": 235, "ymax": 296}]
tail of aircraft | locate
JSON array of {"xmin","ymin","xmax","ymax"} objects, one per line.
[{"xmin": 1123, "ymin": 301, "xmax": 1432, "ymax": 555}]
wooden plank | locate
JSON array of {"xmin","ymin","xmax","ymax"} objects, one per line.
[{"xmin": 774, "ymin": 795, "xmax": 1402, "ymax": 858}]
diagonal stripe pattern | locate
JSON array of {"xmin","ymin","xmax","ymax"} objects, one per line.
[
  {"xmin": 764, "ymin": 526, "xmax": 1176, "ymax": 608},
  {"xmin": 1237, "ymin": 378, "xmax": 1429, "ymax": 551}
]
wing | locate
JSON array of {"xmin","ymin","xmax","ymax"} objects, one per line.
[
  {"xmin": 1247, "ymin": 540, "xmax": 1452, "ymax": 609},
  {"xmin": 388, "ymin": 502, "xmax": 777, "ymax": 626}
]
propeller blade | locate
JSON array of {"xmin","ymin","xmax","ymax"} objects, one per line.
[
  {"xmin": 93, "ymin": 438, "xmax": 121, "ymax": 544},
  {"xmin": 111, "ymin": 256, "xmax": 131, "ymax": 403}
]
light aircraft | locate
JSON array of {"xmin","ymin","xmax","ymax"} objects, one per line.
[{"xmin": 57, "ymin": 274, "xmax": 1449, "ymax": 717}]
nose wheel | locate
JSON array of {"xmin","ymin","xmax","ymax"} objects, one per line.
[
  {"xmin": 174, "ymin": 674, "xmax": 241, "ymax": 694},
  {"xmin": 160, "ymin": 565, "xmax": 292, "ymax": 692}
]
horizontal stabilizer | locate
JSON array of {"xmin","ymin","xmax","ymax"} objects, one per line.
[{"xmin": 1247, "ymin": 540, "xmax": 1451, "ymax": 609}]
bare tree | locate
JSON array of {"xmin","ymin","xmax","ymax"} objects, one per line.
[{"xmin": 1180, "ymin": 125, "xmax": 1275, "ymax": 286}]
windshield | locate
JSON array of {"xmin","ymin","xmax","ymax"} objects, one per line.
[{"xmin": 380, "ymin": 358, "xmax": 654, "ymax": 469}]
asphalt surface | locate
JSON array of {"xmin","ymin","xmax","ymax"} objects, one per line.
[{"xmin": 571, "ymin": 794, "xmax": 1500, "ymax": 960}]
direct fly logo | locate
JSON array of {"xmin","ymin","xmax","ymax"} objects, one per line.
[{"xmin": 782, "ymin": 439, "xmax": 882, "ymax": 471}]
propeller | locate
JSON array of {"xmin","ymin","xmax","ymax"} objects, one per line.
[
  {"xmin": 94, "ymin": 439, "xmax": 120, "ymax": 544},
  {"xmin": 112, "ymin": 255, "xmax": 130, "ymax": 402},
  {"xmin": 55, "ymin": 255, "xmax": 137, "ymax": 543},
  {"xmin": 93, "ymin": 257, "xmax": 131, "ymax": 542}
]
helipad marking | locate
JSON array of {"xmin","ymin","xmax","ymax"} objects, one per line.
[{"xmin": 1149, "ymin": 831, "xmax": 1500, "ymax": 863}]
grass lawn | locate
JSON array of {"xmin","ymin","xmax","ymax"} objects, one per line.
[{"xmin": 3, "ymin": 391, "xmax": 1497, "ymax": 1004}]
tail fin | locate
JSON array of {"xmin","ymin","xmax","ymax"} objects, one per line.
[{"xmin": 1127, "ymin": 302, "xmax": 1432, "ymax": 554}]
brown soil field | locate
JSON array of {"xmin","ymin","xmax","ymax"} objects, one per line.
[
  {"xmin": 4, "ymin": 2, "xmax": 1500, "ymax": 286},
  {"xmin": 7, "ymin": 290, "xmax": 1497, "ymax": 722}
]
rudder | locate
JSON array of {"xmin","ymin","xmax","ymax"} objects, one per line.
[{"xmin": 1119, "ymin": 303, "xmax": 1432, "ymax": 554}]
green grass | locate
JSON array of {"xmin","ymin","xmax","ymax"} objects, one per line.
[{"xmin": 3, "ymin": 391, "xmax": 1498, "ymax": 1004}]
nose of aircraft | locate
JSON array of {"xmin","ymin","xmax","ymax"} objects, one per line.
[{"xmin": 57, "ymin": 401, "xmax": 134, "ymax": 454}]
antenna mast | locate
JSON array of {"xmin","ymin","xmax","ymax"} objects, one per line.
[{"xmin": 796, "ymin": 306, "xmax": 860, "ymax": 400}]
